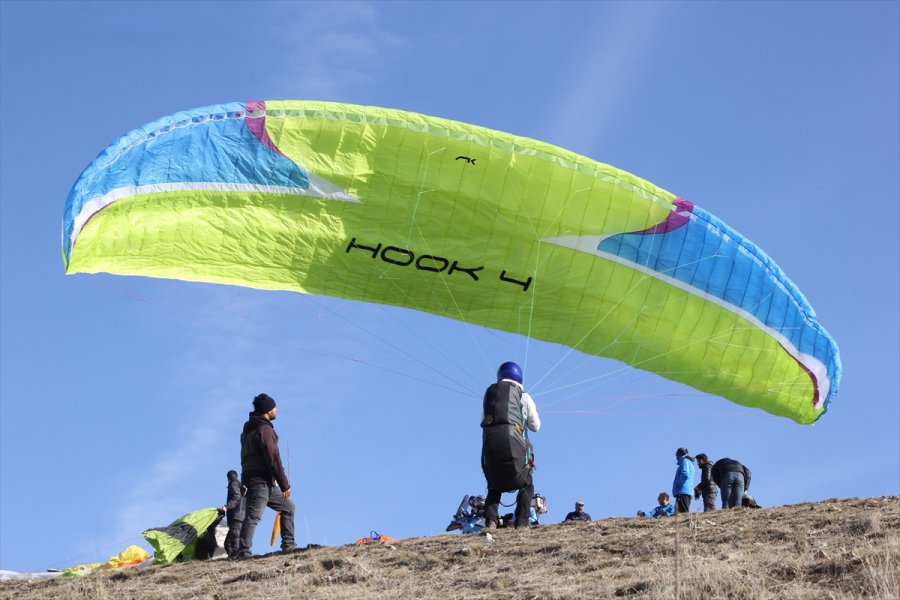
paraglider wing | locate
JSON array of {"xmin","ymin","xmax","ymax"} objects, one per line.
[
  {"xmin": 63, "ymin": 101, "xmax": 840, "ymax": 423},
  {"xmin": 142, "ymin": 507, "xmax": 220, "ymax": 564}
]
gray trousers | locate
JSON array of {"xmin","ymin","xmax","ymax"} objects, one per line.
[{"xmin": 238, "ymin": 483, "xmax": 296, "ymax": 556}]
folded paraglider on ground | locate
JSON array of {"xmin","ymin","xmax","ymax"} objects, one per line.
[{"xmin": 142, "ymin": 507, "xmax": 225, "ymax": 564}]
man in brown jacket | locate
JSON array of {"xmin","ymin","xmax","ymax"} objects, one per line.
[{"xmin": 236, "ymin": 393, "xmax": 296, "ymax": 558}]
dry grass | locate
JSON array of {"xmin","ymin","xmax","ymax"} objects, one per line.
[{"xmin": 3, "ymin": 496, "xmax": 897, "ymax": 599}]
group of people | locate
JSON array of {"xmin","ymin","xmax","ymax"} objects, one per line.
[
  {"xmin": 220, "ymin": 364, "xmax": 762, "ymax": 559},
  {"xmin": 639, "ymin": 448, "xmax": 756, "ymax": 518},
  {"xmin": 563, "ymin": 501, "xmax": 592, "ymax": 522},
  {"xmin": 225, "ymin": 364, "xmax": 543, "ymax": 560}
]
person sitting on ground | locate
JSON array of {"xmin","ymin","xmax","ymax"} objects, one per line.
[
  {"xmin": 563, "ymin": 501, "xmax": 592, "ymax": 522},
  {"xmin": 637, "ymin": 492, "xmax": 676, "ymax": 518}
]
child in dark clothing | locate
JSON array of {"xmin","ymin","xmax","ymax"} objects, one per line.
[{"xmin": 220, "ymin": 470, "xmax": 246, "ymax": 559}]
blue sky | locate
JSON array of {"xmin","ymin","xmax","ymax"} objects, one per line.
[{"xmin": 1, "ymin": 1, "xmax": 898, "ymax": 573}]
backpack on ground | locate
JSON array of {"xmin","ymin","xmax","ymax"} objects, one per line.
[{"xmin": 532, "ymin": 494, "xmax": 548, "ymax": 515}]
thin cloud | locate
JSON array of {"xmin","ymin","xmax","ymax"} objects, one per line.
[
  {"xmin": 266, "ymin": 2, "xmax": 404, "ymax": 99},
  {"xmin": 110, "ymin": 386, "xmax": 242, "ymax": 544},
  {"xmin": 104, "ymin": 285, "xmax": 358, "ymax": 547},
  {"xmin": 104, "ymin": 290, "xmax": 270, "ymax": 541},
  {"xmin": 543, "ymin": 2, "xmax": 670, "ymax": 153}
]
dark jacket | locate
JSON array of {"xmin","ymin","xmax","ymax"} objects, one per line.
[
  {"xmin": 742, "ymin": 493, "xmax": 762, "ymax": 509},
  {"xmin": 711, "ymin": 458, "xmax": 752, "ymax": 492},
  {"xmin": 240, "ymin": 412, "xmax": 290, "ymax": 491},
  {"xmin": 563, "ymin": 511, "xmax": 592, "ymax": 522},
  {"xmin": 694, "ymin": 461, "xmax": 717, "ymax": 497},
  {"xmin": 224, "ymin": 479, "xmax": 246, "ymax": 523}
]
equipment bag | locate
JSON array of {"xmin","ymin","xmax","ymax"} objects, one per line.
[
  {"xmin": 481, "ymin": 381, "xmax": 531, "ymax": 491},
  {"xmin": 532, "ymin": 494, "xmax": 548, "ymax": 515}
]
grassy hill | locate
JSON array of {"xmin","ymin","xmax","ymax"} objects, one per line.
[{"xmin": 2, "ymin": 495, "xmax": 897, "ymax": 599}]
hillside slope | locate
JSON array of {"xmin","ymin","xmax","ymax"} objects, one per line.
[{"xmin": 2, "ymin": 496, "xmax": 897, "ymax": 599}]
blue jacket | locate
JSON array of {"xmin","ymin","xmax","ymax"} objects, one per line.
[
  {"xmin": 672, "ymin": 455, "xmax": 696, "ymax": 497},
  {"xmin": 646, "ymin": 503, "xmax": 675, "ymax": 518}
]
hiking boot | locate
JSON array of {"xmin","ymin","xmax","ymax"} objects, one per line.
[{"xmin": 484, "ymin": 520, "xmax": 498, "ymax": 530}]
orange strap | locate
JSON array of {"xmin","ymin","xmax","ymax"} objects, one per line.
[{"xmin": 270, "ymin": 512, "xmax": 281, "ymax": 546}]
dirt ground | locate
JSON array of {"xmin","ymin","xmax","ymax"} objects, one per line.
[{"xmin": 2, "ymin": 495, "xmax": 897, "ymax": 599}]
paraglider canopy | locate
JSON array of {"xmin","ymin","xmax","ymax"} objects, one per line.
[{"xmin": 62, "ymin": 100, "xmax": 840, "ymax": 423}]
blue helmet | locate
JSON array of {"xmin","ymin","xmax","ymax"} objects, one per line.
[{"xmin": 497, "ymin": 361, "xmax": 523, "ymax": 384}]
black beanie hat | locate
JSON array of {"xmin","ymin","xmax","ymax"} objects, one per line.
[{"xmin": 253, "ymin": 393, "xmax": 276, "ymax": 414}]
